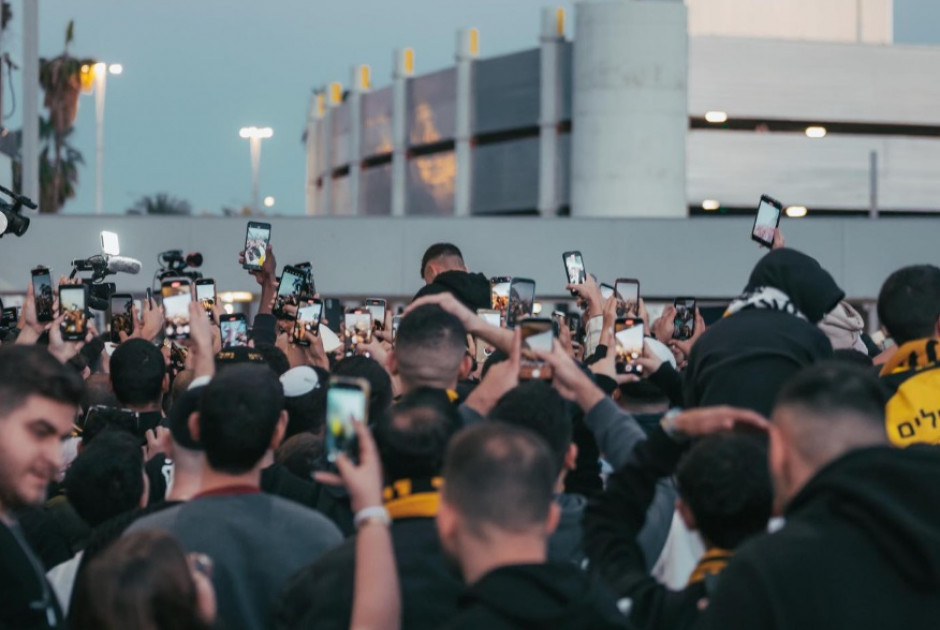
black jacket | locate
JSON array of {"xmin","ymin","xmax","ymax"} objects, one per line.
[
  {"xmin": 261, "ymin": 463, "xmax": 354, "ymax": 536},
  {"xmin": 694, "ymin": 445, "xmax": 940, "ymax": 630},
  {"xmin": 274, "ymin": 516, "xmax": 461, "ymax": 630},
  {"xmin": 0, "ymin": 518, "xmax": 64, "ymax": 629},
  {"xmin": 441, "ymin": 563, "xmax": 631, "ymax": 630},
  {"xmin": 684, "ymin": 249, "xmax": 841, "ymax": 416},
  {"xmin": 414, "ymin": 271, "xmax": 491, "ymax": 312}
]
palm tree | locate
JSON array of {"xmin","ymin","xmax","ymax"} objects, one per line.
[{"xmin": 127, "ymin": 193, "xmax": 192, "ymax": 216}]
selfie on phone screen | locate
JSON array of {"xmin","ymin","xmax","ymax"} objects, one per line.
[
  {"xmin": 162, "ymin": 281, "xmax": 192, "ymax": 339},
  {"xmin": 326, "ymin": 379, "xmax": 370, "ymax": 462}
]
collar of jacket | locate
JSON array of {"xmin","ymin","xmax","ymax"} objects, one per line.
[
  {"xmin": 382, "ymin": 477, "xmax": 443, "ymax": 520},
  {"xmin": 879, "ymin": 338, "xmax": 940, "ymax": 376},
  {"xmin": 687, "ymin": 548, "xmax": 733, "ymax": 586}
]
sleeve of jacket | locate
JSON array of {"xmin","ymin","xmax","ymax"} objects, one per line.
[
  {"xmin": 251, "ymin": 313, "xmax": 278, "ymax": 346},
  {"xmin": 648, "ymin": 363, "xmax": 685, "ymax": 408},
  {"xmin": 584, "ymin": 426, "xmax": 689, "ymax": 630},
  {"xmin": 691, "ymin": 553, "xmax": 777, "ymax": 630},
  {"xmin": 582, "ymin": 396, "xmax": 648, "ymax": 469}
]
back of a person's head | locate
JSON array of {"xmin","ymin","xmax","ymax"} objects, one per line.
[
  {"xmin": 442, "ymin": 422, "xmax": 556, "ymax": 538},
  {"xmin": 773, "ymin": 362, "xmax": 889, "ymax": 468},
  {"xmin": 676, "ymin": 434, "xmax": 772, "ymax": 549},
  {"xmin": 199, "ymin": 364, "xmax": 284, "ymax": 474},
  {"xmin": 283, "ymin": 389, "xmax": 327, "ymax": 440},
  {"xmin": 877, "ymin": 264, "xmax": 940, "ymax": 345},
  {"xmin": 333, "ymin": 356, "xmax": 393, "ymax": 424},
  {"xmin": 489, "ymin": 381, "xmax": 571, "ymax": 476},
  {"xmin": 110, "ymin": 339, "xmax": 166, "ymax": 407},
  {"xmin": 745, "ymin": 248, "xmax": 845, "ymax": 324},
  {"xmin": 374, "ymin": 387, "xmax": 462, "ymax": 482},
  {"xmin": 253, "ymin": 343, "xmax": 291, "ymax": 376},
  {"xmin": 0, "ymin": 345, "xmax": 84, "ymax": 419},
  {"xmin": 421, "ymin": 242, "xmax": 464, "ymax": 280},
  {"xmin": 70, "ymin": 530, "xmax": 210, "ymax": 630},
  {"xmin": 82, "ymin": 373, "xmax": 118, "ymax": 417},
  {"xmin": 394, "ymin": 305, "xmax": 467, "ymax": 389},
  {"xmin": 65, "ymin": 430, "xmax": 145, "ymax": 527},
  {"xmin": 275, "ymin": 432, "xmax": 323, "ymax": 481}
]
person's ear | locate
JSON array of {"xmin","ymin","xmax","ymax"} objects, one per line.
[
  {"xmin": 459, "ymin": 354, "xmax": 474, "ymax": 380},
  {"xmin": 545, "ymin": 501, "xmax": 562, "ymax": 535},
  {"xmin": 677, "ymin": 498, "xmax": 697, "ymax": 531},
  {"xmin": 270, "ymin": 410, "xmax": 288, "ymax": 451},
  {"xmin": 387, "ymin": 350, "xmax": 400, "ymax": 376},
  {"xmin": 187, "ymin": 411, "xmax": 201, "ymax": 443},
  {"xmin": 436, "ymin": 500, "xmax": 458, "ymax": 551},
  {"xmin": 564, "ymin": 443, "xmax": 578, "ymax": 472}
]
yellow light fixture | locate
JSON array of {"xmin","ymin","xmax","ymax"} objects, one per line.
[
  {"xmin": 702, "ymin": 199, "xmax": 720, "ymax": 211},
  {"xmin": 219, "ymin": 291, "xmax": 255, "ymax": 303},
  {"xmin": 402, "ymin": 48, "xmax": 415, "ymax": 76},
  {"xmin": 468, "ymin": 28, "xmax": 479, "ymax": 56},
  {"xmin": 556, "ymin": 8, "xmax": 565, "ymax": 36}
]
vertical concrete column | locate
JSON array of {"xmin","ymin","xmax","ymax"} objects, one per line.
[
  {"xmin": 571, "ymin": 0, "xmax": 688, "ymax": 217},
  {"xmin": 538, "ymin": 8, "xmax": 565, "ymax": 216},
  {"xmin": 321, "ymin": 82, "xmax": 341, "ymax": 215},
  {"xmin": 391, "ymin": 48, "xmax": 413, "ymax": 217},
  {"xmin": 304, "ymin": 92, "xmax": 324, "ymax": 216},
  {"xmin": 348, "ymin": 65, "xmax": 370, "ymax": 215},
  {"xmin": 454, "ymin": 28, "xmax": 478, "ymax": 217}
]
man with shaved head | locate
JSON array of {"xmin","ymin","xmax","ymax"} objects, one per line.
[{"xmin": 389, "ymin": 304, "xmax": 471, "ymax": 395}]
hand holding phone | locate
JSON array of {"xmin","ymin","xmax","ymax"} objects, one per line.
[
  {"xmin": 274, "ymin": 265, "xmax": 307, "ymax": 319},
  {"xmin": 562, "ymin": 251, "xmax": 586, "ymax": 296},
  {"xmin": 31, "ymin": 266, "xmax": 55, "ymax": 323},
  {"xmin": 614, "ymin": 279, "xmax": 640, "ymax": 318},
  {"xmin": 162, "ymin": 279, "xmax": 193, "ymax": 340},
  {"xmin": 109, "ymin": 293, "xmax": 135, "ymax": 343},
  {"xmin": 195, "ymin": 279, "xmax": 217, "ymax": 317},
  {"xmin": 519, "ymin": 318, "xmax": 554, "ymax": 380},
  {"xmin": 292, "ymin": 298, "xmax": 323, "ymax": 346},
  {"xmin": 344, "ymin": 311, "xmax": 373, "ymax": 355},
  {"xmin": 615, "ymin": 318, "xmax": 644, "ymax": 375},
  {"xmin": 364, "ymin": 298, "xmax": 386, "ymax": 332},
  {"xmin": 506, "ymin": 278, "xmax": 536, "ymax": 329},
  {"xmin": 242, "ymin": 221, "xmax": 272, "ymax": 271},
  {"xmin": 326, "ymin": 376, "xmax": 371, "ymax": 463}
]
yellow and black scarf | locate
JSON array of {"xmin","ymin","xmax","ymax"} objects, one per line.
[
  {"xmin": 687, "ymin": 548, "xmax": 733, "ymax": 586},
  {"xmin": 383, "ymin": 477, "xmax": 443, "ymax": 520}
]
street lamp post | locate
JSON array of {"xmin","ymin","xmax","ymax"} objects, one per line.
[
  {"xmin": 239, "ymin": 126, "xmax": 273, "ymax": 213},
  {"xmin": 93, "ymin": 62, "xmax": 123, "ymax": 215}
]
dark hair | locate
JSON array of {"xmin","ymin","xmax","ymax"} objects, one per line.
[
  {"xmin": 70, "ymin": 530, "xmax": 210, "ymax": 630},
  {"xmin": 110, "ymin": 339, "xmax": 166, "ymax": 407},
  {"xmin": 0, "ymin": 345, "xmax": 84, "ymax": 418},
  {"xmin": 443, "ymin": 422, "xmax": 556, "ymax": 537},
  {"xmin": 676, "ymin": 434, "xmax": 772, "ymax": 549},
  {"xmin": 374, "ymin": 387, "xmax": 462, "ymax": 482},
  {"xmin": 81, "ymin": 407, "xmax": 141, "ymax": 447},
  {"xmin": 253, "ymin": 343, "xmax": 291, "ymax": 376},
  {"xmin": 199, "ymin": 364, "xmax": 285, "ymax": 474},
  {"xmin": 81, "ymin": 373, "xmax": 118, "ymax": 418},
  {"xmin": 394, "ymin": 305, "xmax": 468, "ymax": 388},
  {"xmin": 831, "ymin": 348, "xmax": 874, "ymax": 367},
  {"xmin": 275, "ymin": 433, "xmax": 323, "ymax": 481},
  {"xmin": 282, "ymin": 369, "xmax": 329, "ymax": 439},
  {"xmin": 333, "ymin": 356, "xmax": 393, "ymax": 424},
  {"xmin": 617, "ymin": 380, "xmax": 669, "ymax": 405},
  {"xmin": 775, "ymin": 361, "xmax": 888, "ymax": 425},
  {"xmin": 490, "ymin": 381, "xmax": 571, "ymax": 475},
  {"xmin": 877, "ymin": 264, "xmax": 940, "ymax": 345},
  {"xmin": 65, "ymin": 430, "xmax": 145, "ymax": 527},
  {"xmin": 420, "ymin": 242, "xmax": 464, "ymax": 279}
]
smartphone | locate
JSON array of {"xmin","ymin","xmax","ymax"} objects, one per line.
[
  {"xmin": 506, "ymin": 278, "xmax": 536, "ymax": 329},
  {"xmin": 615, "ymin": 278, "xmax": 640, "ymax": 318},
  {"xmin": 31, "ymin": 266, "xmax": 55, "ymax": 323},
  {"xmin": 273, "ymin": 265, "xmax": 307, "ymax": 319},
  {"xmin": 100, "ymin": 230, "xmax": 120, "ymax": 256},
  {"xmin": 562, "ymin": 251, "xmax": 586, "ymax": 286},
  {"xmin": 519, "ymin": 318, "xmax": 554, "ymax": 380},
  {"xmin": 58, "ymin": 285, "xmax": 88, "ymax": 341},
  {"xmin": 322, "ymin": 298, "xmax": 344, "ymax": 334},
  {"xmin": 615, "ymin": 318, "xmax": 645, "ymax": 375},
  {"xmin": 292, "ymin": 298, "xmax": 323, "ymax": 346},
  {"xmin": 242, "ymin": 221, "xmax": 272, "ymax": 270},
  {"xmin": 195, "ymin": 279, "xmax": 216, "ymax": 316},
  {"xmin": 0, "ymin": 307, "xmax": 17, "ymax": 331},
  {"xmin": 145, "ymin": 288, "xmax": 154, "ymax": 309},
  {"xmin": 220, "ymin": 313, "xmax": 248, "ymax": 348},
  {"xmin": 490, "ymin": 276, "xmax": 512, "ymax": 321},
  {"xmin": 752, "ymin": 194, "xmax": 783, "ymax": 248},
  {"xmin": 600, "ymin": 283, "xmax": 615, "ymax": 301},
  {"xmin": 673, "ymin": 298, "xmax": 696, "ymax": 341},
  {"xmin": 161, "ymin": 278, "xmax": 193, "ymax": 340},
  {"xmin": 344, "ymin": 310, "xmax": 373, "ymax": 355},
  {"xmin": 475, "ymin": 308, "xmax": 502, "ymax": 363},
  {"xmin": 325, "ymin": 376, "xmax": 371, "ymax": 463},
  {"xmin": 391, "ymin": 315, "xmax": 401, "ymax": 340},
  {"xmin": 551, "ymin": 311, "xmax": 566, "ymax": 337},
  {"xmin": 364, "ymin": 298, "xmax": 386, "ymax": 331},
  {"xmin": 109, "ymin": 293, "xmax": 134, "ymax": 343},
  {"xmin": 82, "ymin": 405, "xmax": 141, "ymax": 441},
  {"xmin": 292, "ymin": 262, "xmax": 317, "ymax": 296}
]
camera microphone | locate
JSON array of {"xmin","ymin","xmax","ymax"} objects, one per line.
[{"xmin": 106, "ymin": 256, "xmax": 142, "ymax": 275}]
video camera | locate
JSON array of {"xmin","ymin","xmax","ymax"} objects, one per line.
[
  {"xmin": 70, "ymin": 232, "xmax": 142, "ymax": 311},
  {"xmin": 0, "ymin": 184, "xmax": 37, "ymax": 238},
  {"xmin": 157, "ymin": 250, "xmax": 203, "ymax": 282}
]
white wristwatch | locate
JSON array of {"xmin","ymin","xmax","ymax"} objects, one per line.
[
  {"xmin": 353, "ymin": 505, "xmax": 391, "ymax": 530},
  {"xmin": 660, "ymin": 408, "xmax": 689, "ymax": 443}
]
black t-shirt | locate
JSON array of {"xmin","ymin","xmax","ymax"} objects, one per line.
[{"xmin": 0, "ymin": 517, "xmax": 64, "ymax": 629}]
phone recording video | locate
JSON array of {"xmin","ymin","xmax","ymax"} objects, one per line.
[
  {"xmin": 292, "ymin": 262, "xmax": 316, "ymax": 296},
  {"xmin": 475, "ymin": 309, "xmax": 502, "ymax": 363},
  {"xmin": 562, "ymin": 251, "xmax": 586, "ymax": 286},
  {"xmin": 364, "ymin": 298, "xmax": 386, "ymax": 331},
  {"xmin": 325, "ymin": 376, "xmax": 371, "ymax": 463},
  {"xmin": 673, "ymin": 298, "xmax": 696, "ymax": 341},
  {"xmin": 600, "ymin": 283, "xmax": 615, "ymax": 301},
  {"xmin": 59, "ymin": 285, "xmax": 88, "ymax": 341},
  {"xmin": 195, "ymin": 279, "xmax": 216, "ymax": 316},
  {"xmin": 220, "ymin": 314, "xmax": 248, "ymax": 348},
  {"xmin": 109, "ymin": 293, "xmax": 134, "ymax": 343},
  {"xmin": 490, "ymin": 276, "xmax": 512, "ymax": 322},
  {"xmin": 162, "ymin": 279, "xmax": 193, "ymax": 340},
  {"xmin": 615, "ymin": 318, "xmax": 644, "ymax": 375},
  {"xmin": 344, "ymin": 311, "xmax": 373, "ymax": 355},
  {"xmin": 506, "ymin": 278, "xmax": 536, "ymax": 329},
  {"xmin": 242, "ymin": 221, "xmax": 272, "ymax": 270},
  {"xmin": 520, "ymin": 318, "xmax": 554, "ymax": 380},
  {"xmin": 752, "ymin": 194, "xmax": 783, "ymax": 247},
  {"xmin": 615, "ymin": 278, "xmax": 640, "ymax": 318},
  {"xmin": 274, "ymin": 265, "xmax": 307, "ymax": 319},
  {"xmin": 292, "ymin": 298, "xmax": 323, "ymax": 346},
  {"xmin": 31, "ymin": 266, "xmax": 55, "ymax": 323}
]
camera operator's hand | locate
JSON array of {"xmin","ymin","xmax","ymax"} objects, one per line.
[
  {"xmin": 406, "ymin": 293, "xmax": 514, "ymax": 355},
  {"xmin": 48, "ymin": 317, "xmax": 97, "ymax": 365},
  {"xmin": 556, "ymin": 315, "xmax": 576, "ymax": 359},
  {"xmin": 533, "ymin": 342, "xmax": 606, "ymax": 413},
  {"xmin": 652, "ymin": 305, "xmax": 676, "ymax": 344},
  {"xmin": 567, "ymin": 274, "xmax": 604, "ymax": 320},
  {"xmin": 464, "ymin": 327, "xmax": 521, "ymax": 418},
  {"xmin": 126, "ymin": 298, "xmax": 165, "ymax": 343},
  {"xmin": 667, "ymin": 406, "xmax": 769, "ymax": 439},
  {"xmin": 314, "ymin": 419, "xmax": 384, "ymax": 513},
  {"xmin": 180, "ymin": 302, "xmax": 215, "ymax": 381}
]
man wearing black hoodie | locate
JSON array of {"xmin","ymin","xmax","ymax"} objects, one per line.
[
  {"xmin": 437, "ymin": 422, "xmax": 630, "ymax": 630},
  {"xmin": 695, "ymin": 362, "xmax": 940, "ymax": 630},
  {"xmin": 414, "ymin": 243, "xmax": 491, "ymax": 312}
]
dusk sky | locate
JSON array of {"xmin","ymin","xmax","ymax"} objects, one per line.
[{"xmin": 5, "ymin": 0, "xmax": 939, "ymax": 216}]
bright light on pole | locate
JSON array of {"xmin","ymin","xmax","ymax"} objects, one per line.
[
  {"xmin": 108, "ymin": 63, "xmax": 123, "ymax": 75},
  {"xmin": 239, "ymin": 126, "xmax": 274, "ymax": 212},
  {"xmin": 93, "ymin": 62, "xmax": 122, "ymax": 214},
  {"xmin": 263, "ymin": 196, "xmax": 275, "ymax": 208}
]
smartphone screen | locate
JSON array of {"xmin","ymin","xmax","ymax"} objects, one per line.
[
  {"xmin": 600, "ymin": 284, "xmax": 615, "ymax": 301},
  {"xmin": 162, "ymin": 280, "xmax": 193, "ymax": 339},
  {"xmin": 365, "ymin": 299, "xmax": 386, "ymax": 331},
  {"xmin": 274, "ymin": 266, "xmax": 306, "ymax": 318},
  {"xmin": 490, "ymin": 277, "xmax": 512, "ymax": 319},
  {"xmin": 615, "ymin": 279, "xmax": 640, "ymax": 318},
  {"xmin": 326, "ymin": 377, "xmax": 371, "ymax": 463},
  {"xmin": 293, "ymin": 299, "xmax": 323, "ymax": 346},
  {"xmin": 507, "ymin": 278, "xmax": 536, "ymax": 329},
  {"xmin": 1, "ymin": 307, "xmax": 17, "ymax": 330},
  {"xmin": 195, "ymin": 280, "xmax": 216, "ymax": 315},
  {"xmin": 520, "ymin": 318, "xmax": 554, "ymax": 380},
  {"xmin": 673, "ymin": 298, "xmax": 696, "ymax": 341},
  {"xmin": 220, "ymin": 314, "xmax": 248, "ymax": 348},
  {"xmin": 344, "ymin": 311, "xmax": 373, "ymax": 354},
  {"xmin": 292, "ymin": 262, "xmax": 316, "ymax": 296},
  {"xmin": 59, "ymin": 285, "xmax": 87, "ymax": 341},
  {"xmin": 475, "ymin": 309, "xmax": 502, "ymax": 363},
  {"xmin": 563, "ymin": 251, "xmax": 586, "ymax": 285},
  {"xmin": 752, "ymin": 195, "xmax": 782, "ymax": 247},
  {"xmin": 31, "ymin": 267, "xmax": 55, "ymax": 323},
  {"xmin": 109, "ymin": 293, "xmax": 134, "ymax": 343},
  {"xmin": 391, "ymin": 315, "xmax": 401, "ymax": 340},
  {"xmin": 615, "ymin": 318, "xmax": 644, "ymax": 374},
  {"xmin": 242, "ymin": 222, "xmax": 272, "ymax": 270}
]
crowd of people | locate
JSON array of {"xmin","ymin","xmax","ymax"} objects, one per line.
[{"xmin": 1, "ymin": 232, "xmax": 939, "ymax": 630}]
